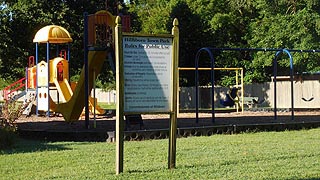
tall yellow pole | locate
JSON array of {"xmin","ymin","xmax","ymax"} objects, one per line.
[
  {"xmin": 169, "ymin": 18, "xmax": 179, "ymax": 169},
  {"xmin": 236, "ymin": 70, "xmax": 239, "ymax": 112},
  {"xmin": 115, "ymin": 16, "xmax": 124, "ymax": 174},
  {"xmin": 241, "ymin": 68, "xmax": 244, "ymax": 113}
]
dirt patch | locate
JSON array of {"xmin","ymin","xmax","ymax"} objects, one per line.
[{"xmin": 16, "ymin": 110, "xmax": 320, "ymax": 132}]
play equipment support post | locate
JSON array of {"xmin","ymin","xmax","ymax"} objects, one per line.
[
  {"xmin": 273, "ymin": 49, "xmax": 294, "ymax": 120},
  {"xmin": 93, "ymin": 69, "xmax": 96, "ymax": 128},
  {"xmin": 195, "ymin": 47, "xmax": 216, "ymax": 123},
  {"xmin": 68, "ymin": 44, "xmax": 71, "ymax": 82},
  {"xmin": 25, "ymin": 67, "xmax": 27, "ymax": 90},
  {"xmin": 56, "ymin": 45, "xmax": 59, "ymax": 57},
  {"xmin": 46, "ymin": 42, "xmax": 50, "ymax": 117},
  {"xmin": 84, "ymin": 12, "xmax": 90, "ymax": 129},
  {"xmin": 35, "ymin": 43, "xmax": 39, "ymax": 115}
]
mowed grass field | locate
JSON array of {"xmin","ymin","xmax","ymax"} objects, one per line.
[{"xmin": 1, "ymin": 128, "xmax": 320, "ymax": 179}]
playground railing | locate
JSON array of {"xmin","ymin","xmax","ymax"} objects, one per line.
[{"xmin": 2, "ymin": 77, "xmax": 26, "ymax": 101}]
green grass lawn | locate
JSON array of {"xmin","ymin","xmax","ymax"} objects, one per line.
[
  {"xmin": 1, "ymin": 129, "xmax": 320, "ymax": 179},
  {"xmin": 98, "ymin": 102, "xmax": 115, "ymax": 109}
]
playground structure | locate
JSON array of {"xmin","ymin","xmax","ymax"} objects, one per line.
[
  {"xmin": 29, "ymin": 24, "xmax": 107, "ymax": 121},
  {"xmin": 2, "ymin": 10, "xmax": 132, "ymax": 122}
]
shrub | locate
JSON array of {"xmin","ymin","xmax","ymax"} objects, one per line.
[{"xmin": 1, "ymin": 101, "xmax": 22, "ymax": 131}]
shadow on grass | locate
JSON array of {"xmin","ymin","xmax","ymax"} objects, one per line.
[{"xmin": 0, "ymin": 138, "xmax": 71, "ymax": 155}]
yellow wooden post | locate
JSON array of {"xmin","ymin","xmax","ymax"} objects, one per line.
[
  {"xmin": 115, "ymin": 16, "xmax": 124, "ymax": 175},
  {"xmin": 236, "ymin": 69, "xmax": 239, "ymax": 112},
  {"xmin": 169, "ymin": 18, "xmax": 179, "ymax": 169},
  {"xmin": 241, "ymin": 68, "xmax": 244, "ymax": 113}
]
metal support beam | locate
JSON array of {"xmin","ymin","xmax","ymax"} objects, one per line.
[{"xmin": 84, "ymin": 12, "xmax": 89, "ymax": 129}]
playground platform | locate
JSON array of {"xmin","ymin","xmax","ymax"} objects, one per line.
[{"xmin": 16, "ymin": 111, "xmax": 320, "ymax": 142}]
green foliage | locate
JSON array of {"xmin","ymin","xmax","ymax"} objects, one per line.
[
  {"xmin": 172, "ymin": 1, "xmax": 207, "ymax": 86},
  {"xmin": 95, "ymin": 60, "xmax": 116, "ymax": 90},
  {"xmin": 129, "ymin": 0, "xmax": 320, "ymax": 86},
  {"xmin": 2, "ymin": 0, "xmax": 320, "ymax": 87},
  {"xmin": 0, "ymin": 77, "xmax": 11, "ymax": 89},
  {"xmin": 246, "ymin": 8, "xmax": 320, "ymax": 79},
  {"xmin": 69, "ymin": 73, "xmax": 80, "ymax": 83},
  {"xmin": 98, "ymin": 79, "xmax": 116, "ymax": 91},
  {"xmin": 1, "ymin": 129, "xmax": 320, "ymax": 178},
  {"xmin": 0, "ymin": 100, "xmax": 26, "ymax": 131},
  {"xmin": 127, "ymin": 0, "xmax": 171, "ymax": 34}
]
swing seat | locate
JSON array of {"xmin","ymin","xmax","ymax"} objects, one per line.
[
  {"xmin": 301, "ymin": 87, "xmax": 314, "ymax": 102},
  {"xmin": 302, "ymin": 97, "xmax": 314, "ymax": 102},
  {"xmin": 220, "ymin": 87, "xmax": 239, "ymax": 107}
]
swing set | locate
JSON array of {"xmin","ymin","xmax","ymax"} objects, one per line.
[{"xmin": 194, "ymin": 47, "xmax": 320, "ymax": 123}]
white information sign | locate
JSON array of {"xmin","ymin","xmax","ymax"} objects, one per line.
[{"xmin": 123, "ymin": 36, "xmax": 173, "ymax": 113}]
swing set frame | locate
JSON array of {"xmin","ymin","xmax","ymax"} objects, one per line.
[{"xmin": 194, "ymin": 47, "xmax": 320, "ymax": 123}]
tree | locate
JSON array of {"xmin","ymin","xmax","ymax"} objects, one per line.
[
  {"xmin": 246, "ymin": 1, "xmax": 320, "ymax": 82},
  {"xmin": 129, "ymin": 0, "xmax": 320, "ymax": 85},
  {"xmin": 2, "ymin": 0, "xmax": 320, "ymax": 88}
]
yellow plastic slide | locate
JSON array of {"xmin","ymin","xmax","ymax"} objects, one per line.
[
  {"xmin": 69, "ymin": 82, "xmax": 106, "ymax": 115},
  {"xmin": 54, "ymin": 78, "xmax": 73, "ymax": 102},
  {"xmin": 50, "ymin": 50, "xmax": 107, "ymax": 122},
  {"xmin": 88, "ymin": 96, "xmax": 106, "ymax": 115}
]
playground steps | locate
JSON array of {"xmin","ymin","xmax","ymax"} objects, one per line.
[
  {"xmin": 9, "ymin": 91, "xmax": 26, "ymax": 102},
  {"xmin": 22, "ymin": 90, "xmax": 36, "ymax": 116}
]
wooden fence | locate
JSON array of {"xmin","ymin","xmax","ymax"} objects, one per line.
[{"xmin": 1, "ymin": 80, "xmax": 319, "ymax": 109}]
